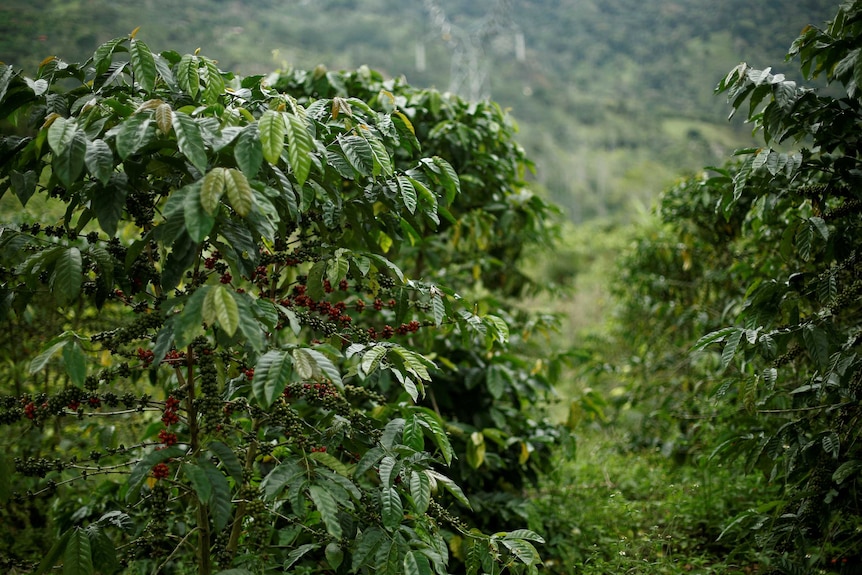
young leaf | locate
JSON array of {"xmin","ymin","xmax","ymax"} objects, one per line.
[
  {"xmin": 225, "ymin": 168, "xmax": 254, "ymax": 217},
  {"xmin": 129, "ymin": 38, "xmax": 156, "ymax": 92},
  {"xmin": 155, "ymin": 102, "xmax": 173, "ymax": 134},
  {"xmin": 285, "ymin": 112, "xmax": 313, "ymax": 187},
  {"xmin": 203, "ymin": 284, "xmax": 240, "ymax": 336},
  {"xmin": 259, "ymin": 109, "xmax": 285, "ymax": 165},
  {"xmin": 201, "ymin": 167, "xmax": 227, "ymax": 215},
  {"xmin": 202, "ymin": 58, "xmax": 225, "ymax": 104},
  {"xmin": 177, "ymin": 54, "xmax": 200, "ymax": 99}
]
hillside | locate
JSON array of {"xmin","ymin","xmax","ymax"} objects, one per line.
[{"xmin": 0, "ymin": 0, "xmax": 839, "ymax": 220}]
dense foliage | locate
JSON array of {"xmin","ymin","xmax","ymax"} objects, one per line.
[
  {"xmin": 568, "ymin": 2, "xmax": 862, "ymax": 572},
  {"xmin": 0, "ymin": 32, "xmax": 562, "ymax": 575}
]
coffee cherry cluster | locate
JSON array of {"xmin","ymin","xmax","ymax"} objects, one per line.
[
  {"xmin": 14, "ymin": 456, "xmax": 63, "ymax": 478},
  {"xmin": 161, "ymin": 396, "xmax": 181, "ymax": 426}
]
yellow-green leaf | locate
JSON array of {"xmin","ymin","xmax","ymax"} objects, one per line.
[
  {"xmin": 201, "ymin": 167, "xmax": 226, "ymax": 215},
  {"xmin": 155, "ymin": 102, "xmax": 173, "ymax": 134},
  {"xmin": 224, "ymin": 168, "xmax": 254, "ymax": 217},
  {"xmin": 203, "ymin": 284, "xmax": 239, "ymax": 336},
  {"xmin": 259, "ymin": 109, "xmax": 285, "ymax": 165}
]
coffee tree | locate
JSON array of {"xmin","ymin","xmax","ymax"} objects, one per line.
[
  {"xmin": 0, "ymin": 32, "xmax": 547, "ymax": 575},
  {"xmin": 671, "ymin": 2, "xmax": 862, "ymax": 570}
]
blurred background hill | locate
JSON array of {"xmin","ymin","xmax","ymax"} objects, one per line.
[{"xmin": 0, "ymin": 0, "xmax": 838, "ymax": 222}]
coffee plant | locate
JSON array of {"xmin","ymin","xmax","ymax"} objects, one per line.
[
  {"xmin": 624, "ymin": 2, "xmax": 862, "ymax": 571},
  {"xmin": 0, "ymin": 32, "xmax": 552, "ymax": 575}
]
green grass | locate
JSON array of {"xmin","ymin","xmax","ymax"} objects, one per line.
[{"xmin": 526, "ymin": 428, "xmax": 773, "ymax": 574}]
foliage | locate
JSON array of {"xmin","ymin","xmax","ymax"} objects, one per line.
[
  {"xmin": 0, "ymin": 33, "xmax": 557, "ymax": 574},
  {"xmin": 0, "ymin": 0, "xmax": 840, "ymax": 223},
  {"xmin": 525, "ymin": 433, "xmax": 772, "ymax": 575},
  {"xmin": 570, "ymin": 2, "xmax": 862, "ymax": 572}
]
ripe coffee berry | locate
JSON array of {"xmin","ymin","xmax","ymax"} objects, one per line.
[{"xmin": 151, "ymin": 462, "xmax": 170, "ymax": 479}]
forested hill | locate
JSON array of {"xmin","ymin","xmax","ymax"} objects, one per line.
[{"xmin": 0, "ymin": 0, "xmax": 839, "ymax": 220}]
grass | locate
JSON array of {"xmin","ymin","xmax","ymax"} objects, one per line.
[{"xmin": 526, "ymin": 427, "xmax": 773, "ymax": 574}]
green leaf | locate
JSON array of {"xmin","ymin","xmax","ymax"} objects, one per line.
[
  {"xmin": 85, "ymin": 138, "xmax": 114, "ymax": 184},
  {"xmin": 177, "ymin": 54, "xmax": 200, "ymax": 99},
  {"xmin": 48, "ymin": 119, "xmax": 87, "ymax": 187},
  {"xmin": 285, "ymin": 112, "xmax": 313, "ymax": 187},
  {"xmin": 207, "ymin": 441, "xmax": 244, "ymax": 485},
  {"xmin": 415, "ymin": 411, "xmax": 453, "ymax": 464},
  {"xmin": 340, "ymin": 134, "xmax": 374, "ymax": 176},
  {"xmin": 501, "ymin": 538, "xmax": 540, "ymax": 566},
  {"xmin": 802, "ymin": 324, "xmax": 830, "ymax": 370},
  {"xmin": 51, "ymin": 247, "xmax": 83, "ymax": 306},
  {"xmin": 260, "ymin": 461, "xmax": 304, "ymax": 500},
  {"xmin": 10, "ymin": 170, "xmax": 37, "ymax": 207},
  {"xmin": 200, "ymin": 457, "xmax": 232, "ymax": 531},
  {"xmin": 503, "ymin": 529, "xmax": 546, "ymax": 543},
  {"xmin": 62, "ymin": 341, "xmax": 87, "ymax": 387},
  {"xmin": 201, "ymin": 58, "xmax": 225, "ymax": 104},
  {"xmin": 409, "ymin": 470, "xmax": 431, "ymax": 515},
  {"xmin": 402, "ymin": 414, "xmax": 424, "ymax": 452},
  {"xmin": 115, "ymin": 114, "xmax": 154, "ymax": 160},
  {"xmin": 365, "ymin": 132, "xmax": 393, "ymax": 177},
  {"xmin": 29, "ymin": 339, "xmax": 67, "ymax": 375},
  {"xmin": 833, "ymin": 460, "xmax": 862, "ymax": 484},
  {"xmin": 404, "ymin": 550, "xmax": 433, "ymax": 575},
  {"xmin": 426, "ymin": 470, "xmax": 469, "ymax": 507},
  {"xmin": 720, "ymin": 328, "xmax": 743, "ymax": 372},
  {"xmin": 63, "ymin": 527, "xmax": 94, "ymax": 575},
  {"xmin": 361, "ymin": 344, "xmax": 388, "ymax": 376},
  {"xmin": 35, "ymin": 528, "xmax": 72, "ymax": 575},
  {"xmin": 285, "ymin": 544, "xmax": 320, "ymax": 570},
  {"xmin": 379, "ymin": 485, "xmax": 403, "ymax": 530},
  {"xmin": 172, "ymin": 111, "xmax": 208, "ymax": 173},
  {"xmin": 397, "ymin": 175, "xmax": 417, "ymax": 214},
  {"xmin": 309, "ymin": 484, "xmax": 342, "ymax": 538},
  {"xmin": 466, "ymin": 431, "xmax": 486, "ymax": 469},
  {"xmin": 225, "ymin": 168, "xmax": 254, "ymax": 217},
  {"xmin": 85, "ymin": 524, "xmax": 120, "ymax": 575},
  {"xmin": 173, "ymin": 286, "xmax": 208, "ymax": 349},
  {"xmin": 183, "ymin": 461, "xmax": 213, "ymax": 504},
  {"xmin": 351, "ymin": 527, "xmax": 384, "ymax": 570},
  {"xmin": 234, "ymin": 124, "xmax": 263, "ymax": 178},
  {"xmin": 326, "ymin": 542, "xmax": 344, "ymax": 570},
  {"xmin": 259, "ymin": 109, "xmax": 285, "ymax": 165},
  {"xmin": 126, "ymin": 446, "xmax": 186, "ymax": 502},
  {"xmin": 129, "ymin": 38, "xmax": 156, "ymax": 92},
  {"xmin": 303, "ymin": 347, "xmax": 343, "ymax": 388},
  {"xmin": 201, "ymin": 167, "xmax": 226, "ymax": 215},
  {"xmin": 183, "ymin": 181, "xmax": 215, "ymax": 242},
  {"xmin": 91, "ymin": 181, "xmax": 127, "ymax": 237},
  {"xmin": 203, "ymin": 284, "xmax": 239, "ymax": 336},
  {"xmin": 253, "ymin": 350, "xmax": 293, "ymax": 408}
]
